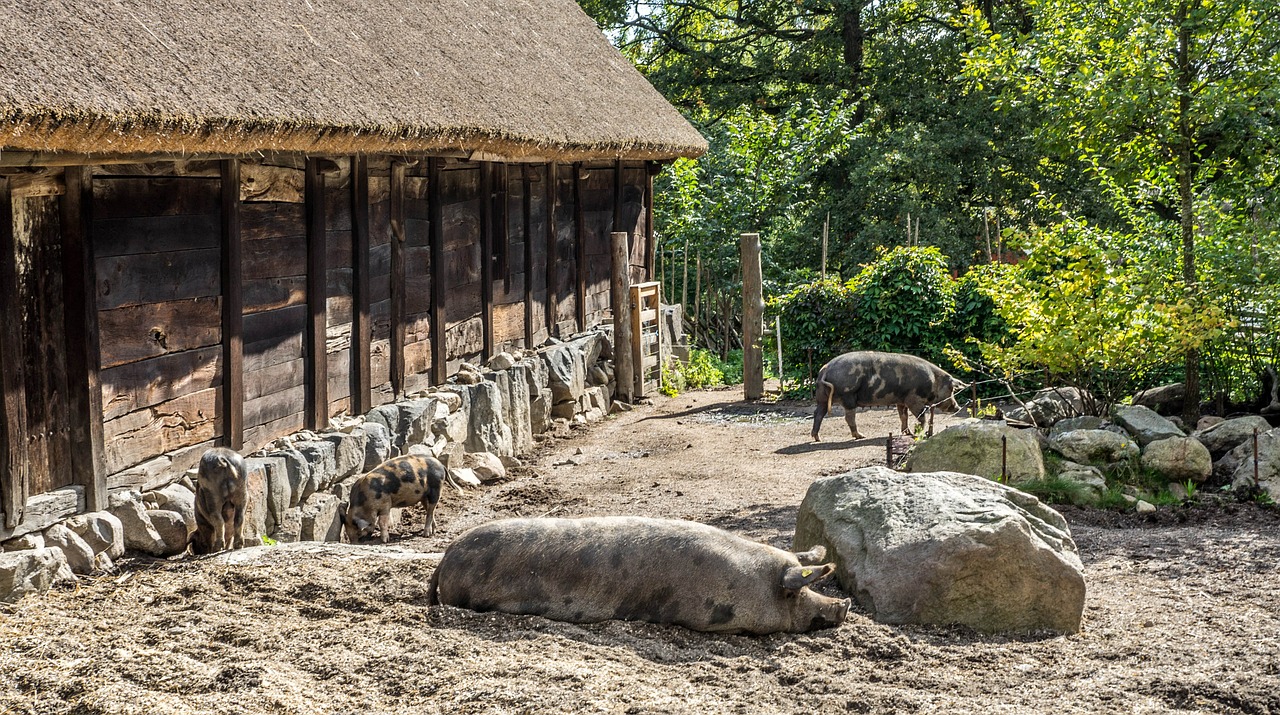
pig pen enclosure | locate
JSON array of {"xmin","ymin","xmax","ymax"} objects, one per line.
[{"xmin": 3, "ymin": 387, "xmax": 1280, "ymax": 715}]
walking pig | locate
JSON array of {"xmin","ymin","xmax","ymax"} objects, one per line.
[
  {"xmin": 428, "ymin": 516, "xmax": 851, "ymax": 635},
  {"xmin": 341, "ymin": 454, "xmax": 446, "ymax": 544},
  {"xmin": 191, "ymin": 447, "xmax": 248, "ymax": 555},
  {"xmin": 813, "ymin": 350, "xmax": 963, "ymax": 441}
]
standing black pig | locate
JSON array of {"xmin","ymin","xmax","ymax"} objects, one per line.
[
  {"xmin": 428, "ymin": 516, "xmax": 851, "ymax": 635},
  {"xmin": 812, "ymin": 350, "xmax": 963, "ymax": 441},
  {"xmin": 341, "ymin": 454, "xmax": 446, "ymax": 544},
  {"xmin": 191, "ymin": 447, "xmax": 248, "ymax": 555}
]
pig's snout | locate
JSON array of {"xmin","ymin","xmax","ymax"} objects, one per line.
[{"xmin": 810, "ymin": 597, "xmax": 851, "ymax": 631}]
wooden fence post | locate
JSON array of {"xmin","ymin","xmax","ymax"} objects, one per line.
[
  {"xmin": 741, "ymin": 232, "xmax": 764, "ymax": 400},
  {"xmin": 611, "ymin": 232, "xmax": 634, "ymax": 404},
  {"xmin": 304, "ymin": 158, "xmax": 328, "ymax": 429},
  {"xmin": 220, "ymin": 159, "xmax": 244, "ymax": 450},
  {"xmin": 0, "ymin": 177, "xmax": 30, "ymax": 527}
]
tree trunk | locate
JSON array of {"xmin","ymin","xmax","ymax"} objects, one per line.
[{"xmin": 1176, "ymin": 0, "xmax": 1200, "ymax": 425}]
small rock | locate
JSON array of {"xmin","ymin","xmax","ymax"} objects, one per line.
[
  {"xmin": 437, "ymin": 392, "xmax": 463, "ymax": 414},
  {"xmin": 64, "ymin": 512, "xmax": 125, "ymax": 560},
  {"xmin": 1113, "ymin": 405, "xmax": 1184, "ymax": 447},
  {"xmin": 1141, "ymin": 436, "xmax": 1212, "ymax": 483},
  {"xmin": 152, "ymin": 483, "xmax": 196, "ymax": 526},
  {"xmin": 1168, "ymin": 481, "xmax": 1189, "ymax": 501},
  {"xmin": 2, "ymin": 533, "xmax": 44, "ymax": 552},
  {"xmin": 0, "ymin": 549, "xmax": 76, "ymax": 603},
  {"xmin": 146, "ymin": 510, "xmax": 192, "ymax": 557},
  {"xmin": 462, "ymin": 452, "xmax": 506, "ymax": 482},
  {"xmin": 1196, "ymin": 416, "xmax": 1226, "ymax": 432},
  {"xmin": 454, "ymin": 370, "xmax": 482, "ymax": 385},
  {"xmin": 108, "ymin": 492, "xmax": 167, "ymax": 556},
  {"xmin": 362, "ymin": 422, "xmax": 393, "ymax": 471},
  {"xmin": 1135, "ymin": 500, "xmax": 1156, "ymax": 513},
  {"xmin": 449, "ymin": 467, "xmax": 482, "ymax": 488},
  {"xmin": 487, "ymin": 352, "xmax": 517, "ymax": 371},
  {"xmin": 42, "ymin": 524, "xmax": 96, "ymax": 575}
]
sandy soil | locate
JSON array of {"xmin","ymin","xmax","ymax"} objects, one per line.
[{"xmin": 3, "ymin": 386, "xmax": 1279, "ymax": 715}]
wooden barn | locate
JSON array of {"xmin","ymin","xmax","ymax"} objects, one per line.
[{"xmin": 0, "ymin": 0, "xmax": 706, "ymax": 536}]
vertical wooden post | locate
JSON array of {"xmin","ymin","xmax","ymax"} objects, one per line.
[
  {"xmin": 304, "ymin": 158, "xmax": 328, "ymax": 429},
  {"xmin": 351, "ymin": 155, "xmax": 372, "ymax": 414},
  {"xmin": 1001, "ymin": 434, "xmax": 1008, "ymax": 482},
  {"xmin": 0, "ymin": 178, "xmax": 30, "ymax": 528},
  {"xmin": 775, "ymin": 314, "xmax": 784, "ymax": 395},
  {"xmin": 59, "ymin": 166, "xmax": 106, "ymax": 512},
  {"xmin": 429, "ymin": 158, "xmax": 447, "ymax": 386},
  {"xmin": 611, "ymin": 232, "xmax": 634, "ymax": 404},
  {"xmin": 741, "ymin": 232, "xmax": 764, "ymax": 400},
  {"xmin": 574, "ymin": 163, "xmax": 586, "ymax": 332},
  {"xmin": 220, "ymin": 159, "xmax": 244, "ymax": 451},
  {"xmin": 546, "ymin": 162, "xmax": 558, "ymax": 336},
  {"xmin": 644, "ymin": 163, "xmax": 656, "ymax": 281},
  {"xmin": 693, "ymin": 254, "xmax": 701, "ymax": 347},
  {"xmin": 389, "ymin": 162, "xmax": 407, "ymax": 398},
  {"xmin": 522, "ymin": 165, "xmax": 534, "ymax": 348},
  {"xmin": 886, "ymin": 436, "xmax": 894, "ymax": 468},
  {"xmin": 480, "ymin": 161, "xmax": 494, "ymax": 361},
  {"xmin": 681, "ymin": 239, "xmax": 689, "ymax": 309}
]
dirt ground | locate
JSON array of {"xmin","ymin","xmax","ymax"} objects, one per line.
[{"xmin": 3, "ymin": 386, "xmax": 1280, "ymax": 715}]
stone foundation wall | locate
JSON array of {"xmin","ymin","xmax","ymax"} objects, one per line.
[{"xmin": 0, "ymin": 329, "xmax": 617, "ymax": 602}]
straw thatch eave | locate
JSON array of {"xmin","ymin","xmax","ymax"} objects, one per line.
[{"xmin": 0, "ymin": 0, "xmax": 707, "ymax": 163}]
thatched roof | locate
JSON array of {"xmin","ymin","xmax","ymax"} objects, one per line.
[{"xmin": 0, "ymin": 0, "xmax": 706, "ymax": 162}]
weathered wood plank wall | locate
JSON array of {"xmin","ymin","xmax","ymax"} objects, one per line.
[
  {"xmin": 0, "ymin": 157, "xmax": 652, "ymax": 514},
  {"xmin": 94, "ymin": 174, "xmax": 224, "ymax": 483},
  {"xmin": 240, "ymin": 162, "xmax": 308, "ymax": 453}
]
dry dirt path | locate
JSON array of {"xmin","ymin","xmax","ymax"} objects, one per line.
[{"xmin": 2, "ymin": 387, "xmax": 1279, "ymax": 715}]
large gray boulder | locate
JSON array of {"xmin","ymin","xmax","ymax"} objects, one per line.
[
  {"xmin": 107, "ymin": 491, "xmax": 168, "ymax": 556},
  {"xmin": 150, "ymin": 483, "xmax": 197, "ymax": 526},
  {"xmin": 300, "ymin": 493, "xmax": 342, "ymax": 542},
  {"xmin": 504, "ymin": 364, "xmax": 535, "ymax": 455},
  {"xmin": 1194, "ymin": 416, "xmax": 1272, "ymax": 458},
  {"xmin": 1131, "ymin": 383, "xmax": 1185, "ymax": 416},
  {"xmin": 0, "ymin": 548, "xmax": 76, "ymax": 603},
  {"xmin": 1141, "ymin": 436, "xmax": 1212, "ymax": 483},
  {"xmin": 1048, "ymin": 429, "xmax": 1139, "ymax": 466},
  {"xmin": 466, "ymin": 381, "xmax": 514, "ymax": 457},
  {"xmin": 1002, "ymin": 387, "xmax": 1090, "ymax": 427},
  {"xmin": 794, "ymin": 467, "xmax": 1084, "ymax": 634},
  {"xmin": 1048, "ymin": 415, "xmax": 1108, "ymax": 439},
  {"xmin": 1113, "ymin": 405, "xmax": 1184, "ymax": 447},
  {"xmin": 362, "ymin": 421, "xmax": 393, "ymax": 471},
  {"xmin": 542, "ymin": 342, "xmax": 587, "ymax": 404},
  {"xmin": 64, "ymin": 511, "xmax": 125, "ymax": 560},
  {"xmin": 905, "ymin": 421, "xmax": 1045, "ymax": 483},
  {"xmin": 266, "ymin": 448, "xmax": 311, "ymax": 506},
  {"xmin": 248, "ymin": 456, "xmax": 292, "ymax": 533},
  {"xmin": 1229, "ymin": 427, "xmax": 1280, "ymax": 502},
  {"xmin": 296, "ymin": 439, "xmax": 337, "ymax": 492}
]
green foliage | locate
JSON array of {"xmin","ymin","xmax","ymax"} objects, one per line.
[
  {"xmin": 660, "ymin": 348, "xmax": 732, "ymax": 396},
  {"xmin": 846, "ymin": 246, "xmax": 958, "ymax": 363},
  {"xmin": 973, "ymin": 218, "xmax": 1228, "ymax": 407},
  {"xmin": 1014, "ymin": 477, "xmax": 1094, "ymax": 506}
]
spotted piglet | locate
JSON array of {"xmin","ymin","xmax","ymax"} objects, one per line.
[{"xmin": 342, "ymin": 454, "xmax": 447, "ymax": 544}]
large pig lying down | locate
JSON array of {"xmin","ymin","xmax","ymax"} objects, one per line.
[
  {"xmin": 428, "ymin": 516, "xmax": 851, "ymax": 635},
  {"xmin": 813, "ymin": 350, "xmax": 963, "ymax": 441}
]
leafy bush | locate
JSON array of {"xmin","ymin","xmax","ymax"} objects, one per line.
[
  {"xmin": 1013, "ymin": 477, "xmax": 1094, "ymax": 505},
  {"xmin": 660, "ymin": 348, "xmax": 730, "ymax": 396},
  {"xmin": 846, "ymin": 246, "xmax": 958, "ymax": 363},
  {"xmin": 770, "ymin": 246, "xmax": 963, "ymax": 379}
]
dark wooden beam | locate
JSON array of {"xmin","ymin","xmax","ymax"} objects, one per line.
[
  {"xmin": 480, "ymin": 161, "xmax": 494, "ymax": 361},
  {"xmin": 59, "ymin": 166, "xmax": 107, "ymax": 512},
  {"xmin": 613, "ymin": 159, "xmax": 624, "ymax": 238},
  {"xmin": 220, "ymin": 159, "xmax": 244, "ymax": 451},
  {"xmin": 389, "ymin": 162, "xmax": 407, "ymax": 398},
  {"xmin": 429, "ymin": 158, "xmax": 447, "ymax": 385},
  {"xmin": 351, "ymin": 155, "xmax": 372, "ymax": 414},
  {"xmin": 645, "ymin": 163, "xmax": 657, "ymax": 281},
  {"xmin": 546, "ymin": 162, "xmax": 558, "ymax": 337},
  {"xmin": 574, "ymin": 163, "xmax": 586, "ymax": 332},
  {"xmin": 523, "ymin": 166, "xmax": 534, "ymax": 348},
  {"xmin": 304, "ymin": 158, "xmax": 328, "ymax": 429},
  {"xmin": 0, "ymin": 178, "xmax": 30, "ymax": 528}
]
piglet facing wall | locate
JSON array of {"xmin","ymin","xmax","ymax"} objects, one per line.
[
  {"xmin": 428, "ymin": 516, "xmax": 851, "ymax": 635},
  {"xmin": 191, "ymin": 447, "xmax": 249, "ymax": 555}
]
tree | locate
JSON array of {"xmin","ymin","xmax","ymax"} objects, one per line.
[{"xmin": 966, "ymin": 0, "xmax": 1280, "ymax": 421}]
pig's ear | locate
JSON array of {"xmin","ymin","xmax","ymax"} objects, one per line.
[
  {"xmin": 781, "ymin": 563, "xmax": 836, "ymax": 591},
  {"xmin": 793, "ymin": 545, "xmax": 826, "ymax": 565}
]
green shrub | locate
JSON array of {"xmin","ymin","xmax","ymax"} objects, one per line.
[
  {"xmin": 660, "ymin": 348, "xmax": 730, "ymax": 396},
  {"xmin": 1014, "ymin": 476, "xmax": 1094, "ymax": 505},
  {"xmin": 846, "ymin": 245, "xmax": 958, "ymax": 364}
]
